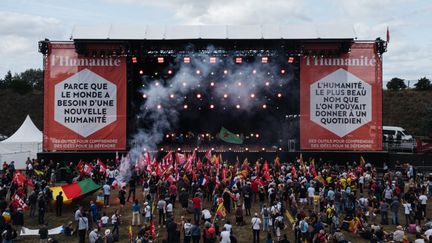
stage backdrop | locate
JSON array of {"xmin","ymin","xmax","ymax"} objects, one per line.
[
  {"xmin": 300, "ymin": 43, "xmax": 382, "ymax": 150},
  {"xmin": 43, "ymin": 43, "xmax": 126, "ymax": 151}
]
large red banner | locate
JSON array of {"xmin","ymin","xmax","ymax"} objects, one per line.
[
  {"xmin": 300, "ymin": 43, "xmax": 382, "ymax": 150},
  {"xmin": 43, "ymin": 43, "xmax": 126, "ymax": 151}
]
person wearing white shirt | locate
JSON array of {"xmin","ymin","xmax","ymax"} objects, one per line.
[
  {"xmin": 223, "ymin": 220, "xmax": 232, "ymax": 233},
  {"xmin": 78, "ymin": 212, "xmax": 89, "ymax": 243},
  {"xmin": 220, "ymin": 227, "xmax": 231, "ymax": 243},
  {"xmin": 251, "ymin": 213, "xmax": 261, "ymax": 243},
  {"xmin": 403, "ymin": 201, "xmax": 412, "ymax": 225},
  {"xmin": 89, "ymin": 228, "xmax": 99, "ymax": 243},
  {"xmin": 307, "ymin": 186, "xmax": 315, "ymax": 206},
  {"xmin": 419, "ymin": 194, "xmax": 428, "ymax": 218},
  {"xmin": 144, "ymin": 202, "xmax": 151, "ymax": 223},
  {"xmin": 202, "ymin": 208, "xmax": 212, "ymax": 222},
  {"xmin": 424, "ymin": 228, "xmax": 432, "ymax": 240},
  {"xmin": 166, "ymin": 202, "xmax": 174, "ymax": 218},
  {"xmin": 103, "ymin": 182, "xmax": 111, "ymax": 207}
]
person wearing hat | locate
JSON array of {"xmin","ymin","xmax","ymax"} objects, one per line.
[
  {"xmin": 143, "ymin": 201, "xmax": 151, "ymax": 223},
  {"xmin": 393, "ymin": 225, "xmax": 405, "ymax": 242},
  {"xmin": 104, "ymin": 229, "xmax": 114, "ymax": 243},
  {"xmin": 251, "ymin": 213, "xmax": 261, "ymax": 243}
]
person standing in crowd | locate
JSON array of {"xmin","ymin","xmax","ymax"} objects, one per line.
[
  {"xmin": 55, "ymin": 191, "xmax": 63, "ymax": 217},
  {"xmin": 78, "ymin": 212, "xmax": 89, "ymax": 243},
  {"xmin": 38, "ymin": 192, "xmax": 46, "ymax": 225},
  {"xmin": 157, "ymin": 197, "xmax": 167, "ymax": 226},
  {"xmin": 191, "ymin": 221, "xmax": 201, "ymax": 243},
  {"xmin": 111, "ymin": 210, "xmax": 120, "ymax": 238},
  {"xmin": 251, "ymin": 212, "xmax": 261, "ymax": 243},
  {"xmin": 103, "ymin": 181, "xmax": 111, "ymax": 208},
  {"xmin": 183, "ymin": 218, "xmax": 192, "ymax": 243},
  {"xmin": 391, "ymin": 197, "xmax": 400, "ymax": 225},
  {"xmin": 89, "ymin": 227, "xmax": 100, "ymax": 243},
  {"xmin": 143, "ymin": 202, "xmax": 151, "ymax": 223},
  {"xmin": 192, "ymin": 193, "xmax": 201, "ymax": 224},
  {"xmin": 220, "ymin": 227, "xmax": 230, "ymax": 243},
  {"xmin": 132, "ymin": 199, "xmax": 141, "ymax": 226},
  {"xmin": 118, "ymin": 186, "xmax": 126, "ymax": 214},
  {"xmin": 127, "ymin": 178, "xmax": 136, "ymax": 202}
]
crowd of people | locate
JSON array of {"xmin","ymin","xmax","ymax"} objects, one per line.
[{"xmin": 0, "ymin": 154, "xmax": 431, "ymax": 243}]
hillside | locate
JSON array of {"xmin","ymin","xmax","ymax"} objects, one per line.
[{"xmin": 0, "ymin": 89, "xmax": 430, "ymax": 137}]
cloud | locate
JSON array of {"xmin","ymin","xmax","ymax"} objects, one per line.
[
  {"xmin": 0, "ymin": 11, "xmax": 65, "ymax": 76},
  {"xmin": 103, "ymin": 0, "xmax": 308, "ymax": 24}
]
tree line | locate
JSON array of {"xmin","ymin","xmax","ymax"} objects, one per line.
[
  {"xmin": 386, "ymin": 77, "xmax": 432, "ymax": 91},
  {"xmin": 0, "ymin": 69, "xmax": 43, "ymax": 94}
]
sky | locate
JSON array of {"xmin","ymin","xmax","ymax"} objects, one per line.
[{"xmin": 0, "ymin": 0, "xmax": 431, "ymax": 85}]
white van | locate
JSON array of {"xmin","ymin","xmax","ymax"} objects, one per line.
[{"xmin": 383, "ymin": 126, "xmax": 413, "ymax": 141}]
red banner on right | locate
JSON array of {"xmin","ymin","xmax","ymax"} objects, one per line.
[{"xmin": 300, "ymin": 43, "xmax": 383, "ymax": 150}]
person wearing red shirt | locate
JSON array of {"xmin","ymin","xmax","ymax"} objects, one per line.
[{"xmin": 192, "ymin": 193, "xmax": 201, "ymax": 224}]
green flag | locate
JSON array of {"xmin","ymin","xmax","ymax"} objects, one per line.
[{"xmin": 218, "ymin": 127, "xmax": 244, "ymax": 144}]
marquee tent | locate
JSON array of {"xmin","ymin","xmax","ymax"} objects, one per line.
[{"xmin": 0, "ymin": 115, "xmax": 42, "ymax": 169}]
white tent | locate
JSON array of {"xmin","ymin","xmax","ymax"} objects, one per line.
[{"xmin": 0, "ymin": 115, "xmax": 42, "ymax": 169}]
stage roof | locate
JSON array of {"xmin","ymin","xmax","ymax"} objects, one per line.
[{"xmin": 71, "ymin": 24, "xmax": 356, "ymax": 40}]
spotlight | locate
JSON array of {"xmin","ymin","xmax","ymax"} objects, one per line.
[
  {"xmin": 288, "ymin": 57, "xmax": 295, "ymax": 63},
  {"xmin": 196, "ymin": 93, "xmax": 202, "ymax": 99},
  {"xmin": 250, "ymin": 133, "xmax": 254, "ymax": 137},
  {"xmin": 250, "ymin": 93, "xmax": 255, "ymax": 98},
  {"xmin": 142, "ymin": 94, "xmax": 147, "ymax": 98},
  {"xmin": 262, "ymin": 104, "xmax": 267, "ymax": 109},
  {"xmin": 261, "ymin": 56, "xmax": 268, "ymax": 64},
  {"xmin": 165, "ymin": 134, "xmax": 170, "ymax": 138},
  {"xmin": 236, "ymin": 104, "xmax": 240, "ymax": 109},
  {"xmin": 196, "ymin": 70, "xmax": 201, "ymax": 75},
  {"xmin": 210, "ymin": 82, "xmax": 215, "ymax": 86},
  {"xmin": 139, "ymin": 70, "xmax": 144, "ymax": 75},
  {"xmin": 170, "ymin": 94, "xmax": 175, "ymax": 98},
  {"xmin": 183, "ymin": 57, "xmax": 191, "ymax": 63},
  {"xmin": 277, "ymin": 93, "xmax": 282, "ymax": 98},
  {"xmin": 281, "ymin": 69, "xmax": 286, "ymax": 74},
  {"xmin": 157, "ymin": 104, "xmax": 162, "ymax": 109},
  {"xmin": 210, "ymin": 104, "xmax": 214, "ymax": 109},
  {"xmin": 155, "ymin": 82, "xmax": 159, "ymax": 86},
  {"xmin": 157, "ymin": 57, "xmax": 164, "ymax": 63},
  {"xmin": 183, "ymin": 104, "xmax": 188, "ymax": 109},
  {"xmin": 223, "ymin": 70, "xmax": 228, "ymax": 75},
  {"xmin": 160, "ymin": 148, "xmax": 164, "ymax": 151},
  {"xmin": 265, "ymin": 82, "xmax": 270, "ymax": 86},
  {"xmin": 262, "ymin": 147, "xmax": 265, "ymax": 151},
  {"xmin": 278, "ymin": 147, "xmax": 282, "ymax": 151},
  {"xmin": 177, "ymin": 148, "xmax": 181, "ymax": 151},
  {"xmin": 256, "ymin": 134, "xmax": 260, "ymax": 138},
  {"xmin": 252, "ymin": 69, "xmax": 257, "ymax": 74},
  {"xmin": 235, "ymin": 57, "xmax": 242, "ymax": 64},
  {"xmin": 238, "ymin": 82, "xmax": 242, "ymax": 86},
  {"xmin": 245, "ymin": 148, "xmax": 249, "ymax": 151},
  {"xmin": 167, "ymin": 69, "xmax": 173, "ymax": 75},
  {"xmin": 182, "ymin": 82, "xmax": 187, "ymax": 86},
  {"xmin": 206, "ymin": 133, "xmax": 209, "ymax": 137},
  {"xmin": 209, "ymin": 57, "xmax": 217, "ymax": 64},
  {"xmin": 211, "ymin": 147, "xmax": 215, "ymax": 151},
  {"xmin": 132, "ymin": 56, "xmax": 138, "ymax": 63},
  {"xmin": 228, "ymin": 148, "xmax": 232, "ymax": 151},
  {"xmin": 223, "ymin": 94, "xmax": 228, "ymax": 99}
]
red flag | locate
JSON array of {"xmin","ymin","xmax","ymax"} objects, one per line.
[
  {"xmin": 176, "ymin": 153, "xmax": 186, "ymax": 165},
  {"xmin": 76, "ymin": 160, "xmax": 84, "ymax": 173},
  {"xmin": 11, "ymin": 194, "xmax": 28, "ymax": 210},
  {"xmin": 262, "ymin": 160, "xmax": 270, "ymax": 181},
  {"xmin": 97, "ymin": 159, "xmax": 107, "ymax": 173},
  {"xmin": 222, "ymin": 167, "xmax": 227, "ymax": 181},
  {"xmin": 386, "ymin": 26, "xmax": 390, "ymax": 44},
  {"xmin": 205, "ymin": 149, "xmax": 212, "ymax": 161},
  {"xmin": 83, "ymin": 163, "xmax": 94, "ymax": 175},
  {"xmin": 163, "ymin": 151, "xmax": 173, "ymax": 165},
  {"xmin": 115, "ymin": 152, "xmax": 119, "ymax": 165},
  {"xmin": 150, "ymin": 221, "xmax": 156, "ymax": 239},
  {"xmin": 12, "ymin": 171, "xmax": 26, "ymax": 186},
  {"xmin": 310, "ymin": 159, "xmax": 317, "ymax": 178}
]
